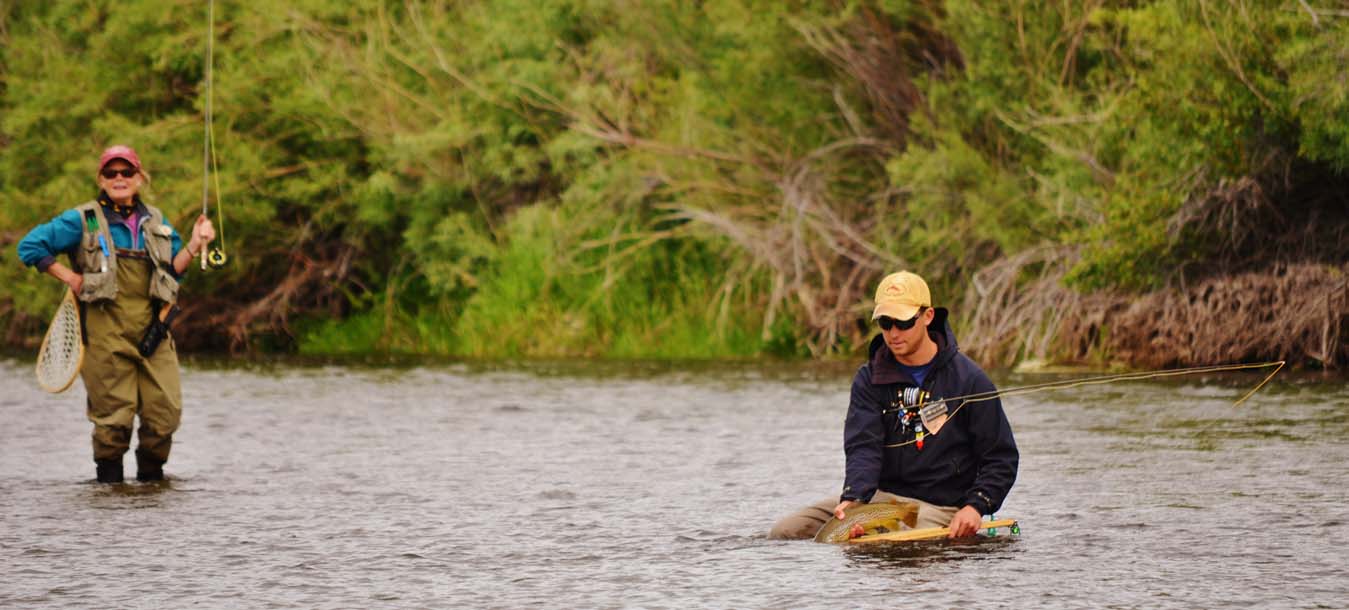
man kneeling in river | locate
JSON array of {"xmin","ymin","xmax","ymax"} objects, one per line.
[{"xmin": 770, "ymin": 271, "xmax": 1018, "ymax": 540}]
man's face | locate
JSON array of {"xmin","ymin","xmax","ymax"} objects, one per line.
[{"xmin": 881, "ymin": 307, "xmax": 932, "ymax": 361}]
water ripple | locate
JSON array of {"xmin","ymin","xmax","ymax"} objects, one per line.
[{"xmin": 0, "ymin": 359, "xmax": 1345, "ymax": 608}]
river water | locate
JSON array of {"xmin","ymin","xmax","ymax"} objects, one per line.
[{"xmin": 1, "ymin": 357, "xmax": 1345, "ymax": 609}]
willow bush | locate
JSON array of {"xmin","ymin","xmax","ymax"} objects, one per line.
[{"xmin": 1, "ymin": 1, "xmax": 1344, "ymax": 365}]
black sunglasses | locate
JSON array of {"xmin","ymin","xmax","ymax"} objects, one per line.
[
  {"xmin": 877, "ymin": 308, "xmax": 925, "ymax": 331},
  {"xmin": 101, "ymin": 168, "xmax": 137, "ymax": 179}
]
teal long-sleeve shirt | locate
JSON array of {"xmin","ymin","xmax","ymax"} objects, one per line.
[{"xmin": 16, "ymin": 204, "xmax": 185, "ymax": 277}]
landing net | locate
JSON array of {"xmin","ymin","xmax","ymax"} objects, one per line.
[{"xmin": 36, "ymin": 290, "xmax": 84, "ymax": 393}]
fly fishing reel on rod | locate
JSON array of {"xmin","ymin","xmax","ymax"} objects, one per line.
[{"xmin": 205, "ymin": 247, "xmax": 227, "ymax": 269}]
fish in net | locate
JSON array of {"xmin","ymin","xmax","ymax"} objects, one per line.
[{"xmin": 36, "ymin": 289, "xmax": 84, "ymax": 393}]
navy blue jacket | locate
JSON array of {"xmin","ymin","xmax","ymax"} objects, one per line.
[{"xmin": 841, "ymin": 308, "xmax": 1018, "ymax": 515}]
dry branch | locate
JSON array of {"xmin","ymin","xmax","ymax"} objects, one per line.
[
  {"xmin": 966, "ymin": 253, "xmax": 1348, "ymax": 369},
  {"xmin": 1108, "ymin": 263, "xmax": 1347, "ymax": 368}
]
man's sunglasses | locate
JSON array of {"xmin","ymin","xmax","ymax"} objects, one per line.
[
  {"xmin": 877, "ymin": 309, "xmax": 925, "ymax": 331},
  {"xmin": 100, "ymin": 168, "xmax": 137, "ymax": 179}
]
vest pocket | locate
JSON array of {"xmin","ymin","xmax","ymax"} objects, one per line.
[
  {"xmin": 78, "ymin": 241, "xmax": 118, "ymax": 302},
  {"xmin": 149, "ymin": 266, "xmax": 180, "ymax": 304},
  {"xmin": 140, "ymin": 223, "xmax": 180, "ymax": 304},
  {"xmin": 144, "ymin": 227, "xmax": 175, "ymax": 263},
  {"xmin": 79, "ymin": 269, "xmax": 118, "ymax": 302}
]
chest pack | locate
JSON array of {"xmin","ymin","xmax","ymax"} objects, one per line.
[
  {"xmin": 72, "ymin": 201, "xmax": 180, "ymax": 305},
  {"xmin": 885, "ymin": 386, "xmax": 952, "ymax": 450}
]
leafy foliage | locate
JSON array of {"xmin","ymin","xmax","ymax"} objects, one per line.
[{"xmin": 1, "ymin": 0, "xmax": 1343, "ymax": 361}]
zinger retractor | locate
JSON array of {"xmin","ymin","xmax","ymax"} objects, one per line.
[
  {"xmin": 890, "ymin": 387, "xmax": 928, "ymax": 450},
  {"xmin": 887, "ymin": 386, "xmax": 950, "ymax": 451}
]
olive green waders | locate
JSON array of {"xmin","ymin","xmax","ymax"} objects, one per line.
[{"xmin": 80, "ymin": 257, "xmax": 182, "ymax": 482}]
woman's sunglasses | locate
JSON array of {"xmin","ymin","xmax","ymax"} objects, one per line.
[
  {"xmin": 877, "ymin": 309, "xmax": 925, "ymax": 331},
  {"xmin": 100, "ymin": 168, "xmax": 137, "ymax": 179}
]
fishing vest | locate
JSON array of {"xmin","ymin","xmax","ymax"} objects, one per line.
[{"xmin": 72, "ymin": 200, "xmax": 180, "ymax": 305}]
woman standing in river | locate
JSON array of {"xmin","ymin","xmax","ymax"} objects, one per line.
[{"xmin": 17, "ymin": 145, "xmax": 215, "ymax": 483}]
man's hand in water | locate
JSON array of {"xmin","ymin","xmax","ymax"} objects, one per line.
[
  {"xmin": 948, "ymin": 505, "xmax": 983, "ymax": 538},
  {"xmin": 832, "ymin": 500, "xmax": 859, "ymax": 520}
]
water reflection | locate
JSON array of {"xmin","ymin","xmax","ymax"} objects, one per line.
[
  {"xmin": 82, "ymin": 479, "xmax": 177, "ymax": 510},
  {"xmin": 844, "ymin": 536, "xmax": 1021, "ymax": 569}
]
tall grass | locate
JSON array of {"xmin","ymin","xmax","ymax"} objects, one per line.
[{"xmin": 300, "ymin": 203, "xmax": 780, "ymax": 359}]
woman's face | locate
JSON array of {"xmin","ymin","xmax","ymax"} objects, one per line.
[{"xmin": 97, "ymin": 159, "xmax": 142, "ymax": 202}]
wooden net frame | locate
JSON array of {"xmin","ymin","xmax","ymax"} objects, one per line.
[{"xmin": 36, "ymin": 290, "xmax": 84, "ymax": 393}]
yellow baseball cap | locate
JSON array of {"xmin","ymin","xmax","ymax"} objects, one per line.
[{"xmin": 871, "ymin": 271, "xmax": 931, "ymax": 320}]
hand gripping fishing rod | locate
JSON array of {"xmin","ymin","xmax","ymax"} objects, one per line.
[
  {"xmin": 201, "ymin": 0, "xmax": 227, "ymax": 270},
  {"xmin": 883, "ymin": 361, "xmax": 1286, "ymax": 449}
]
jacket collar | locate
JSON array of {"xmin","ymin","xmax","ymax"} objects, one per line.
[{"xmin": 867, "ymin": 307, "xmax": 959, "ymax": 385}]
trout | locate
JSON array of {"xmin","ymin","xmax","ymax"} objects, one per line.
[{"xmin": 813, "ymin": 502, "xmax": 919, "ymax": 544}]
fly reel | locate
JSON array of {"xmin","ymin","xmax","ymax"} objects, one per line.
[{"xmin": 205, "ymin": 247, "xmax": 228, "ymax": 269}]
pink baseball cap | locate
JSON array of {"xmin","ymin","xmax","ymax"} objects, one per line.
[{"xmin": 98, "ymin": 145, "xmax": 142, "ymax": 173}]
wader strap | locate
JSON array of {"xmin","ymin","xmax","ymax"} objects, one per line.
[
  {"xmin": 114, "ymin": 248, "xmax": 150, "ymax": 260},
  {"xmin": 137, "ymin": 204, "xmax": 181, "ymax": 305}
]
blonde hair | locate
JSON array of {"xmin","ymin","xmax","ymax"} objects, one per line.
[{"xmin": 137, "ymin": 169, "xmax": 154, "ymax": 203}]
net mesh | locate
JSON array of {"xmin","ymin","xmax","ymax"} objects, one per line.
[{"xmin": 36, "ymin": 290, "xmax": 84, "ymax": 393}]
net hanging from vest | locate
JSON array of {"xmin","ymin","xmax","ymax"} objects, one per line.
[
  {"xmin": 36, "ymin": 290, "xmax": 84, "ymax": 393},
  {"xmin": 201, "ymin": 0, "xmax": 228, "ymax": 270}
]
